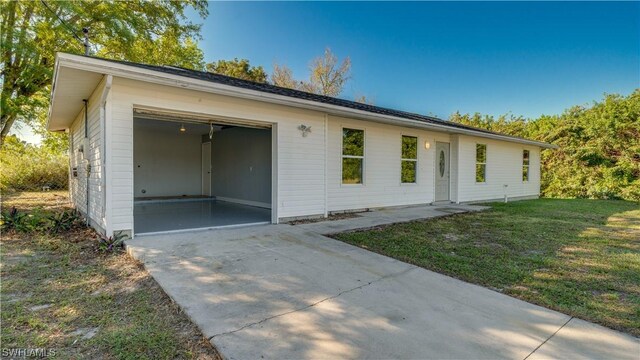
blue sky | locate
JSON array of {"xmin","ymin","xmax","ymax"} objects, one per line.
[
  {"xmin": 16, "ymin": 1, "xmax": 640, "ymax": 144},
  {"xmin": 190, "ymin": 1, "xmax": 639, "ymax": 119}
]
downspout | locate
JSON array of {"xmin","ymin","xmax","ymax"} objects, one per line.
[
  {"xmin": 323, "ymin": 114, "xmax": 329, "ymax": 218},
  {"xmin": 99, "ymin": 75, "xmax": 113, "ymax": 233},
  {"xmin": 83, "ymin": 99, "xmax": 89, "ymax": 225},
  {"xmin": 67, "ymin": 129, "xmax": 73, "ymax": 203},
  {"xmin": 83, "ymin": 100, "xmax": 88, "ymax": 137}
]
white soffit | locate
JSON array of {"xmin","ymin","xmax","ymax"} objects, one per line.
[{"xmin": 48, "ymin": 66, "xmax": 103, "ymax": 131}]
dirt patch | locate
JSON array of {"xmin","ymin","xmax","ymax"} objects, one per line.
[
  {"xmin": 1, "ymin": 191, "xmax": 221, "ymax": 359},
  {"xmin": 443, "ymin": 233, "xmax": 461, "ymax": 241},
  {"xmin": 288, "ymin": 212, "xmax": 362, "ymax": 225},
  {"xmin": 437, "ymin": 208, "xmax": 468, "ymax": 214},
  {"xmin": 2, "ymin": 190, "xmax": 71, "ymax": 211}
]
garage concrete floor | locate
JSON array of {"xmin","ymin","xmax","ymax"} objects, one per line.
[
  {"xmin": 134, "ymin": 199, "xmax": 271, "ymax": 234},
  {"xmin": 127, "ymin": 220, "xmax": 638, "ymax": 359}
]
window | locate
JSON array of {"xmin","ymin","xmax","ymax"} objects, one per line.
[
  {"xmin": 439, "ymin": 150, "xmax": 446, "ymax": 177},
  {"xmin": 476, "ymin": 144, "xmax": 487, "ymax": 183},
  {"xmin": 522, "ymin": 150, "xmax": 530, "ymax": 182},
  {"xmin": 401, "ymin": 136, "xmax": 418, "ymax": 183},
  {"xmin": 342, "ymin": 128, "xmax": 364, "ymax": 184}
]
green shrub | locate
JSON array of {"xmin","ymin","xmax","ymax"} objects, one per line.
[
  {"xmin": 0, "ymin": 206, "xmax": 83, "ymax": 234},
  {"xmin": 0, "ymin": 206, "xmax": 47, "ymax": 232},
  {"xmin": 0, "ymin": 135, "xmax": 69, "ymax": 192},
  {"xmin": 97, "ymin": 232, "xmax": 128, "ymax": 253},
  {"xmin": 48, "ymin": 209, "xmax": 82, "ymax": 234},
  {"xmin": 0, "ymin": 207, "xmax": 26, "ymax": 232},
  {"xmin": 451, "ymin": 90, "xmax": 640, "ymax": 202}
]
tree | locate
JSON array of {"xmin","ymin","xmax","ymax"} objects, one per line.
[
  {"xmin": 449, "ymin": 90, "xmax": 640, "ymax": 201},
  {"xmin": 271, "ymin": 63, "xmax": 302, "ymax": 89},
  {"xmin": 0, "ymin": 0, "xmax": 208, "ymax": 146},
  {"xmin": 107, "ymin": 29, "xmax": 205, "ymax": 70},
  {"xmin": 309, "ymin": 48, "xmax": 351, "ymax": 97},
  {"xmin": 270, "ymin": 48, "xmax": 351, "ymax": 97},
  {"xmin": 271, "ymin": 63, "xmax": 318, "ymax": 93},
  {"xmin": 206, "ymin": 58, "xmax": 267, "ymax": 83},
  {"xmin": 448, "ymin": 112, "xmax": 527, "ymax": 136},
  {"xmin": 354, "ymin": 95, "xmax": 374, "ymax": 105},
  {"xmin": 0, "ymin": 134, "xmax": 69, "ymax": 192}
]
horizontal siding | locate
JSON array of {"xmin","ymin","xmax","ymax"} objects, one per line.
[
  {"xmin": 106, "ymin": 77, "xmax": 543, "ymax": 233},
  {"xmin": 327, "ymin": 116, "xmax": 451, "ymax": 211},
  {"xmin": 68, "ymin": 78, "xmax": 107, "ymax": 233},
  {"xmin": 69, "ymin": 112, "xmax": 85, "ymax": 213},
  {"xmin": 109, "ymin": 78, "xmax": 327, "ymax": 232},
  {"xmin": 450, "ymin": 135, "xmax": 460, "ymax": 202},
  {"xmin": 277, "ymin": 115, "xmax": 325, "ymax": 217},
  {"xmin": 456, "ymin": 135, "xmax": 541, "ymax": 202},
  {"xmin": 109, "ymin": 85, "xmax": 134, "ymax": 232}
]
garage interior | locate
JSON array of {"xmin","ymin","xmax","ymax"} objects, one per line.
[{"xmin": 133, "ymin": 114, "xmax": 272, "ymax": 234}]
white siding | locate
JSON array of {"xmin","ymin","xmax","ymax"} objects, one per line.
[
  {"xmin": 100, "ymin": 77, "xmax": 543, "ymax": 234},
  {"xmin": 450, "ymin": 135, "xmax": 460, "ymax": 203},
  {"xmin": 109, "ymin": 78, "xmax": 327, "ymax": 233},
  {"xmin": 456, "ymin": 135, "xmax": 541, "ymax": 202},
  {"xmin": 275, "ymin": 110, "xmax": 325, "ymax": 218},
  {"xmin": 69, "ymin": 112, "xmax": 85, "ymax": 212},
  {"xmin": 326, "ymin": 116, "xmax": 451, "ymax": 211},
  {"xmin": 68, "ymin": 78, "xmax": 107, "ymax": 233}
]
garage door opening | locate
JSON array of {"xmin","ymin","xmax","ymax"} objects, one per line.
[{"xmin": 133, "ymin": 115, "xmax": 273, "ymax": 234}]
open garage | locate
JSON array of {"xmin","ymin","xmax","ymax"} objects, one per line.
[
  {"xmin": 132, "ymin": 113, "xmax": 272, "ymax": 234},
  {"xmin": 48, "ymin": 53, "xmax": 552, "ymax": 238}
]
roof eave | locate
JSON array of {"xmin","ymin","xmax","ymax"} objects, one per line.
[
  {"xmin": 52, "ymin": 53, "xmax": 558, "ymax": 149},
  {"xmin": 46, "ymin": 55, "xmax": 62, "ymax": 131}
]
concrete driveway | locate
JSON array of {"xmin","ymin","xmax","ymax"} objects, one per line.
[{"xmin": 127, "ymin": 225, "xmax": 638, "ymax": 359}]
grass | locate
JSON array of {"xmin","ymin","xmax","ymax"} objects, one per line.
[
  {"xmin": 1, "ymin": 192, "xmax": 221, "ymax": 359},
  {"xmin": 333, "ymin": 198, "xmax": 640, "ymax": 336},
  {"xmin": 3, "ymin": 190, "xmax": 70, "ymax": 211}
]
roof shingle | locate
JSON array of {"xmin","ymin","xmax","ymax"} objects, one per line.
[{"xmin": 88, "ymin": 55, "xmax": 545, "ymax": 144}]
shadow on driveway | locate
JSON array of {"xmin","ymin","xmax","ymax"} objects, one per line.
[{"xmin": 127, "ymin": 223, "xmax": 638, "ymax": 359}]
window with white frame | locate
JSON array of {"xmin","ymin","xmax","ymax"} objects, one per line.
[
  {"xmin": 401, "ymin": 135, "xmax": 417, "ymax": 183},
  {"xmin": 342, "ymin": 128, "xmax": 364, "ymax": 184},
  {"xmin": 522, "ymin": 150, "xmax": 530, "ymax": 182},
  {"xmin": 476, "ymin": 144, "xmax": 487, "ymax": 183}
]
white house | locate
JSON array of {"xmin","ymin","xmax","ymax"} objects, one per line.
[{"xmin": 47, "ymin": 53, "xmax": 556, "ymax": 237}]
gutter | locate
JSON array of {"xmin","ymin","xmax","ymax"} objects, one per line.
[
  {"xmin": 52, "ymin": 53, "xmax": 558, "ymax": 149},
  {"xmin": 45, "ymin": 57, "xmax": 62, "ymax": 131},
  {"xmin": 100, "ymin": 75, "xmax": 112, "ymax": 233},
  {"xmin": 100, "ymin": 75, "xmax": 113, "ymax": 103},
  {"xmin": 83, "ymin": 98, "xmax": 89, "ymax": 224}
]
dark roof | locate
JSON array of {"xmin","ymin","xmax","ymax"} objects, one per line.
[{"xmin": 87, "ymin": 55, "xmax": 543, "ymax": 144}]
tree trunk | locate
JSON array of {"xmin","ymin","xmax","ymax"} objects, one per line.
[{"xmin": 0, "ymin": 113, "xmax": 17, "ymax": 147}]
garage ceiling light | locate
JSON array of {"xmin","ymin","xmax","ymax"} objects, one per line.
[{"xmin": 179, "ymin": 124, "xmax": 186, "ymax": 133}]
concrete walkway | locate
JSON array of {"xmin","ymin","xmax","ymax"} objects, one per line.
[
  {"xmin": 127, "ymin": 212, "xmax": 638, "ymax": 359},
  {"xmin": 296, "ymin": 203, "xmax": 488, "ymax": 234}
]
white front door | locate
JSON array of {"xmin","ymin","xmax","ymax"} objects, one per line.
[
  {"xmin": 435, "ymin": 142, "xmax": 450, "ymax": 202},
  {"xmin": 201, "ymin": 142, "xmax": 211, "ymax": 196}
]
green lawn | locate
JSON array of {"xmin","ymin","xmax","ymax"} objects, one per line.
[
  {"xmin": 333, "ymin": 198, "xmax": 640, "ymax": 336},
  {"xmin": 1, "ymin": 192, "xmax": 221, "ymax": 359}
]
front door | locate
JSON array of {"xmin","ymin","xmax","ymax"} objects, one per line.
[
  {"xmin": 201, "ymin": 142, "xmax": 211, "ymax": 196},
  {"xmin": 435, "ymin": 142, "xmax": 450, "ymax": 202}
]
